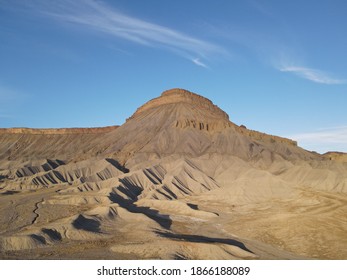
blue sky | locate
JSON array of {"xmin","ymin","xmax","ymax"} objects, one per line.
[{"xmin": 0, "ymin": 0, "xmax": 346, "ymax": 153}]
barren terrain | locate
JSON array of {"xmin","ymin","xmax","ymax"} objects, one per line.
[{"xmin": 1, "ymin": 89, "xmax": 346, "ymax": 259}]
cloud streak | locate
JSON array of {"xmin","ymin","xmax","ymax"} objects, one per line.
[
  {"xmin": 192, "ymin": 58, "xmax": 208, "ymax": 68},
  {"xmin": 288, "ymin": 126, "xmax": 347, "ymax": 153},
  {"xmin": 291, "ymin": 127, "xmax": 347, "ymax": 143},
  {"xmin": 279, "ymin": 65, "xmax": 346, "ymax": 84},
  {"xmin": 28, "ymin": 0, "xmax": 225, "ymax": 67}
]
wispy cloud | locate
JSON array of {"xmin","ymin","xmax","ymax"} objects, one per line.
[
  {"xmin": 25, "ymin": 0, "xmax": 225, "ymax": 67},
  {"xmin": 279, "ymin": 65, "xmax": 346, "ymax": 85},
  {"xmin": 192, "ymin": 58, "xmax": 208, "ymax": 68},
  {"xmin": 291, "ymin": 126, "xmax": 347, "ymax": 143},
  {"xmin": 216, "ymin": 4, "xmax": 346, "ymax": 85},
  {"xmin": 288, "ymin": 126, "xmax": 347, "ymax": 153}
]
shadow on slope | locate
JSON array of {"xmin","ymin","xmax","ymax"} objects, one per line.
[
  {"xmin": 155, "ymin": 231, "xmax": 253, "ymax": 253},
  {"xmin": 72, "ymin": 215, "xmax": 101, "ymax": 232},
  {"xmin": 109, "ymin": 192, "xmax": 172, "ymax": 230},
  {"xmin": 30, "ymin": 234, "xmax": 46, "ymax": 245},
  {"xmin": 186, "ymin": 203, "xmax": 199, "ymax": 210},
  {"xmin": 1, "ymin": 190, "xmax": 20, "ymax": 195},
  {"xmin": 42, "ymin": 228, "xmax": 62, "ymax": 241},
  {"xmin": 105, "ymin": 158, "xmax": 129, "ymax": 173}
]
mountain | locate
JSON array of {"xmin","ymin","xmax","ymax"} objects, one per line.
[{"xmin": 0, "ymin": 88, "xmax": 346, "ymax": 259}]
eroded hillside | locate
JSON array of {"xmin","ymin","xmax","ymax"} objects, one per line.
[{"xmin": 1, "ymin": 89, "xmax": 346, "ymax": 259}]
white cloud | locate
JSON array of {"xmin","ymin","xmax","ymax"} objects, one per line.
[
  {"xmin": 28, "ymin": 0, "xmax": 226, "ymax": 64},
  {"xmin": 192, "ymin": 58, "xmax": 208, "ymax": 68},
  {"xmin": 288, "ymin": 126, "xmax": 347, "ymax": 153},
  {"xmin": 279, "ymin": 65, "xmax": 346, "ymax": 85}
]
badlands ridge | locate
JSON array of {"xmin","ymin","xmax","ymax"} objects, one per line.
[{"xmin": 0, "ymin": 88, "xmax": 346, "ymax": 259}]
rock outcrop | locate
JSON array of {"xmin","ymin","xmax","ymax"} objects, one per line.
[{"xmin": 129, "ymin": 88, "xmax": 229, "ymax": 121}]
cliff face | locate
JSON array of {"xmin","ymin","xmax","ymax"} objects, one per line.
[
  {"xmin": 236, "ymin": 126, "xmax": 298, "ymax": 147},
  {"xmin": 128, "ymin": 88, "xmax": 229, "ymax": 121}
]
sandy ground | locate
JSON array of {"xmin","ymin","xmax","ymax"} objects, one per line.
[{"xmin": 1, "ymin": 166, "xmax": 346, "ymax": 259}]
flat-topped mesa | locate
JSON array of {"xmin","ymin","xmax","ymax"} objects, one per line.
[
  {"xmin": 0, "ymin": 125, "xmax": 118, "ymax": 135},
  {"xmin": 128, "ymin": 88, "xmax": 230, "ymax": 121}
]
